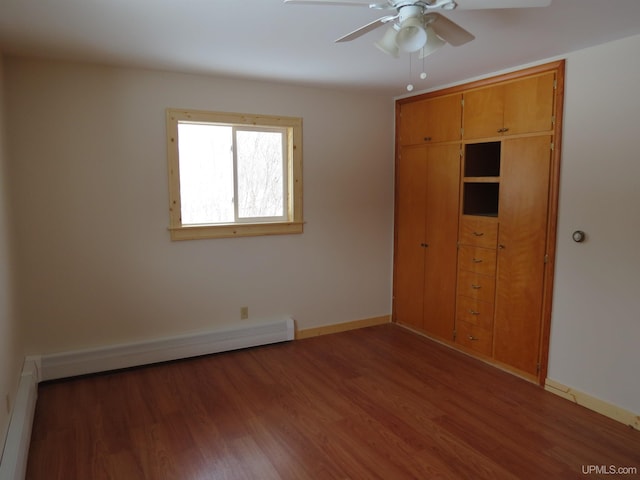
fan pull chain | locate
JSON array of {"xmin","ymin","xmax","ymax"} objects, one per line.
[
  {"xmin": 407, "ymin": 54, "xmax": 414, "ymax": 91},
  {"xmin": 407, "ymin": 52, "xmax": 428, "ymax": 92}
]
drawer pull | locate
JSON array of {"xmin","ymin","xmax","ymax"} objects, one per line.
[
  {"xmin": 472, "ymin": 258, "xmax": 483, "ymax": 263},
  {"xmin": 472, "ymin": 231, "xmax": 484, "ymax": 237},
  {"xmin": 471, "ymin": 284, "xmax": 481, "ymax": 289},
  {"xmin": 468, "ymin": 310, "xmax": 480, "ymax": 315},
  {"xmin": 468, "ymin": 335, "xmax": 479, "ymax": 341}
]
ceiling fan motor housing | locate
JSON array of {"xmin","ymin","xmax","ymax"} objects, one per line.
[
  {"xmin": 392, "ymin": 1, "xmax": 456, "ymax": 13},
  {"xmin": 397, "ymin": 4, "xmax": 425, "ymax": 22},
  {"xmin": 396, "ymin": 5, "xmax": 428, "ymax": 52}
]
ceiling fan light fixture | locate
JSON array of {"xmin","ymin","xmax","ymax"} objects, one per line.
[
  {"xmin": 418, "ymin": 26, "xmax": 446, "ymax": 58},
  {"xmin": 374, "ymin": 26, "xmax": 400, "ymax": 57},
  {"xmin": 395, "ymin": 16, "xmax": 427, "ymax": 53}
]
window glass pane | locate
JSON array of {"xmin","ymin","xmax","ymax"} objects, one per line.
[
  {"xmin": 178, "ymin": 123, "xmax": 233, "ymax": 224},
  {"xmin": 236, "ymin": 130, "xmax": 285, "ymax": 219}
]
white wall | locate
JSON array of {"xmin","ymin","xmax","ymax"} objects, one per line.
[
  {"xmin": 548, "ymin": 34, "xmax": 640, "ymax": 415},
  {"xmin": 0, "ymin": 54, "xmax": 24, "ymax": 452},
  {"xmin": 5, "ymin": 58, "xmax": 395, "ymax": 354}
]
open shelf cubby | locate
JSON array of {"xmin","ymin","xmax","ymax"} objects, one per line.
[
  {"xmin": 465, "ymin": 142, "xmax": 501, "ymax": 177},
  {"xmin": 463, "ymin": 182, "xmax": 499, "ymax": 217}
]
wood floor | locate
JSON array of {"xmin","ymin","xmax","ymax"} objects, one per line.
[{"xmin": 27, "ymin": 324, "xmax": 640, "ymax": 479}]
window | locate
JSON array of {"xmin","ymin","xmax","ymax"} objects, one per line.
[{"xmin": 166, "ymin": 109, "xmax": 303, "ymax": 240}]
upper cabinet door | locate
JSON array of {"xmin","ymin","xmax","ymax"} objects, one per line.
[
  {"xmin": 503, "ymin": 72, "xmax": 555, "ymax": 136},
  {"xmin": 462, "ymin": 84, "xmax": 504, "ymax": 140},
  {"xmin": 463, "ymin": 72, "xmax": 555, "ymax": 140},
  {"xmin": 398, "ymin": 94, "xmax": 462, "ymax": 145}
]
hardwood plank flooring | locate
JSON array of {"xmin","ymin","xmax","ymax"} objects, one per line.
[{"xmin": 27, "ymin": 324, "xmax": 640, "ymax": 479}]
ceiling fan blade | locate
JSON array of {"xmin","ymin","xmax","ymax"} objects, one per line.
[
  {"xmin": 335, "ymin": 15, "xmax": 398, "ymax": 42},
  {"xmin": 427, "ymin": 13, "xmax": 475, "ymax": 46},
  {"xmin": 283, "ymin": 0, "xmax": 386, "ymax": 7},
  {"xmin": 453, "ymin": 0, "xmax": 551, "ymax": 9}
]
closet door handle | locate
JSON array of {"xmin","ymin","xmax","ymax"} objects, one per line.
[
  {"xmin": 472, "ymin": 258, "xmax": 483, "ymax": 263},
  {"xmin": 468, "ymin": 335, "xmax": 479, "ymax": 341},
  {"xmin": 420, "ymin": 243, "xmax": 429, "ymax": 248},
  {"xmin": 498, "ymin": 244, "xmax": 506, "ymax": 250},
  {"xmin": 423, "ymin": 136, "xmax": 432, "ymax": 142},
  {"xmin": 472, "ymin": 231, "xmax": 484, "ymax": 237},
  {"xmin": 471, "ymin": 284, "xmax": 481, "ymax": 289},
  {"xmin": 468, "ymin": 310, "xmax": 480, "ymax": 315}
]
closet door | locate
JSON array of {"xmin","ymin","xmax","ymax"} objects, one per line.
[
  {"xmin": 462, "ymin": 84, "xmax": 504, "ymax": 140},
  {"xmin": 394, "ymin": 145, "xmax": 427, "ymax": 329},
  {"xmin": 503, "ymin": 73, "xmax": 555, "ymax": 136},
  {"xmin": 422, "ymin": 144, "xmax": 460, "ymax": 340},
  {"xmin": 463, "ymin": 72, "xmax": 555, "ymax": 140},
  {"xmin": 398, "ymin": 94, "xmax": 462, "ymax": 145},
  {"xmin": 393, "ymin": 144, "xmax": 460, "ymax": 336},
  {"xmin": 493, "ymin": 136, "xmax": 552, "ymax": 376}
]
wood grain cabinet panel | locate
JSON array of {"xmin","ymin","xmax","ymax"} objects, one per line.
[
  {"xmin": 457, "ymin": 245, "xmax": 497, "ymax": 276},
  {"xmin": 459, "ymin": 216, "xmax": 498, "ymax": 248},
  {"xmin": 422, "ymin": 144, "xmax": 461, "ymax": 340},
  {"xmin": 457, "ymin": 270, "xmax": 496, "ymax": 304},
  {"xmin": 394, "ymin": 145, "xmax": 427, "ymax": 331},
  {"xmin": 463, "ymin": 72, "xmax": 555, "ymax": 140},
  {"xmin": 393, "ymin": 144, "xmax": 460, "ymax": 340},
  {"xmin": 493, "ymin": 136, "xmax": 553, "ymax": 377},
  {"xmin": 462, "ymin": 85, "xmax": 504, "ymax": 140},
  {"xmin": 456, "ymin": 296, "xmax": 494, "ymax": 330},
  {"xmin": 456, "ymin": 321, "xmax": 493, "ymax": 356},
  {"xmin": 503, "ymin": 73, "xmax": 555, "ymax": 136},
  {"xmin": 398, "ymin": 94, "xmax": 462, "ymax": 145}
]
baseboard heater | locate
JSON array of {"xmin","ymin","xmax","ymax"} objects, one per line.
[{"xmin": 40, "ymin": 315, "xmax": 295, "ymax": 381}]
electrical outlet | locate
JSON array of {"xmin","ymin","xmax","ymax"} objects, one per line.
[{"xmin": 240, "ymin": 306, "xmax": 249, "ymax": 320}]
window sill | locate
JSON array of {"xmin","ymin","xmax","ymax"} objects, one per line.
[{"xmin": 168, "ymin": 221, "xmax": 304, "ymax": 241}]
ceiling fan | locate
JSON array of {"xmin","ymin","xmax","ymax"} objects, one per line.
[{"xmin": 283, "ymin": 0, "xmax": 551, "ymax": 58}]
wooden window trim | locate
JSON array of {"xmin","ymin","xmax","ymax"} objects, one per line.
[{"xmin": 166, "ymin": 108, "xmax": 303, "ymax": 240}]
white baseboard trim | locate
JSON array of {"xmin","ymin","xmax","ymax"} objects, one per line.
[
  {"xmin": 40, "ymin": 316, "xmax": 295, "ymax": 381},
  {"xmin": 545, "ymin": 378, "xmax": 640, "ymax": 430},
  {"xmin": 0, "ymin": 359, "xmax": 39, "ymax": 480}
]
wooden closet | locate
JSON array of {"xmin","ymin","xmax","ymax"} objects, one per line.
[{"xmin": 393, "ymin": 61, "xmax": 564, "ymax": 383}]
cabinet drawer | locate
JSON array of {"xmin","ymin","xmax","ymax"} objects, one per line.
[
  {"xmin": 456, "ymin": 321, "xmax": 493, "ymax": 356},
  {"xmin": 457, "ymin": 245, "xmax": 497, "ymax": 276},
  {"xmin": 459, "ymin": 217, "xmax": 498, "ymax": 248},
  {"xmin": 456, "ymin": 296, "xmax": 494, "ymax": 329},
  {"xmin": 457, "ymin": 270, "xmax": 496, "ymax": 303}
]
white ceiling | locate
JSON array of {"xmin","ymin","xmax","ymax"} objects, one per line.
[{"xmin": 1, "ymin": 0, "xmax": 640, "ymax": 97}]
